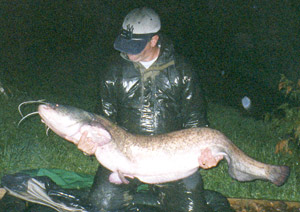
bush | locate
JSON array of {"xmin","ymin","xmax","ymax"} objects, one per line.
[{"xmin": 265, "ymin": 74, "xmax": 300, "ymax": 150}]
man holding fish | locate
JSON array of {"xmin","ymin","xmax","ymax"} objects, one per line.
[
  {"xmin": 78, "ymin": 7, "xmax": 231, "ymax": 212},
  {"xmin": 35, "ymin": 7, "xmax": 289, "ymax": 211}
]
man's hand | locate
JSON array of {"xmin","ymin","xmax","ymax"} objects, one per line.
[
  {"xmin": 198, "ymin": 147, "xmax": 224, "ymax": 169},
  {"xmin": 77, "ymin": 131, "xmax": 98, "ymax": 155}
]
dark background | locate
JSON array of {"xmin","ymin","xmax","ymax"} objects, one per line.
[{"xmin": 1, "ymin": 0, "xmax": 299, "ymax": 116}]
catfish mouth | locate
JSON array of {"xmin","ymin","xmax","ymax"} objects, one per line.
[
  {"xmin": 38, "ymin": 103, "xmax": 112, "ymax": 147},
  {"xmin": 38, "ymin": 104, "xmax": 84, "ymax": 142}
]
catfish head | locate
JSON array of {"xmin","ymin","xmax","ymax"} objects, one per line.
[{"xmin": 38, "ymin": 103, "xmax": 111, "ymax": 146}]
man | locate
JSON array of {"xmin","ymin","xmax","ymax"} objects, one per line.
[{"xmin": 79, "ymin": 7, "xmax": 231, "ymax": 212}]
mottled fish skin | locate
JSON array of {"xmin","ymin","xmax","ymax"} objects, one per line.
[{"xmin": 38, "ymin": 103, "xmax": 290, "ymax": 186}]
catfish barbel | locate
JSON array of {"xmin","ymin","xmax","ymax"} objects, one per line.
[{"xmin": 38, "ymin": 103, "xmax": 290, "ymax": 186}]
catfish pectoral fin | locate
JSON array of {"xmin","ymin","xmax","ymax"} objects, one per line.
[
  {"xmin": 108, "ymin": 171, "xmax": 130, "ymax": 184},
  {"xmin": 268, "ymin": 165, "xmax": 290, "ymax": 186},
  {"xmin": 118, "ymin": 170, "xmax": 130, "ymax": 184}
]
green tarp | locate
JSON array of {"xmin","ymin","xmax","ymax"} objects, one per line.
[{"xmin": 23, "ymin": 168, "xmax": 94, "ymax": 189}]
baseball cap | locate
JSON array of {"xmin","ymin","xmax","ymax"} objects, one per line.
[{"xmin": 114, "ymin": 7, "xmax": 161, "ymax": 55}]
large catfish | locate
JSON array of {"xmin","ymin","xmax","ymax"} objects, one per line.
[{"xmin": 38, "ymin": 103, "xmax": 290, "ymax": 186}]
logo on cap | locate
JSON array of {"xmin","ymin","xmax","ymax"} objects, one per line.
[{"xmin": 120, "ymin": 25, "xmax": 134, "ymax": 40}]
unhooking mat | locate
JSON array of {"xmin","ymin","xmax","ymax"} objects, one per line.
[{"xmin": 0, "ymin": 169, "xmax": 234, "ymax": 212}]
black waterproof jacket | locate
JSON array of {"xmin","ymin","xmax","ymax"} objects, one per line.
[{"xmin": 99, "ymin": 37, "xmax": 208, "ymax": 135}]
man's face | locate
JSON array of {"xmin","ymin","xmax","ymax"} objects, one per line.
[
  {"xmin": 126, "ymin": 35, "xmax": 159, "ymax": 62},
  {"xmin": 127, "ymin": 42, "xmax": 152, "ymax": 62}
]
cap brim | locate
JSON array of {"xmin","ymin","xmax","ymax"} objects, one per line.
[{"xmin": 114, "ymin": 35, "xmax": 148, "ymax": 55}]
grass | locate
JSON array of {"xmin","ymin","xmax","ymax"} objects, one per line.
[{"xmin": 0, "ymin": 92, "xmax": 299, "ymax": 202}]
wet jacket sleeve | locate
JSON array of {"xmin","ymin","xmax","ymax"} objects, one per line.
[
  {"xmin": 178, "ymin": 56, "xmax": 209, "ymax": 128},
  {"xmin": 98, "ymin": 65, "xmax": 119, "ymax": 122}
]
